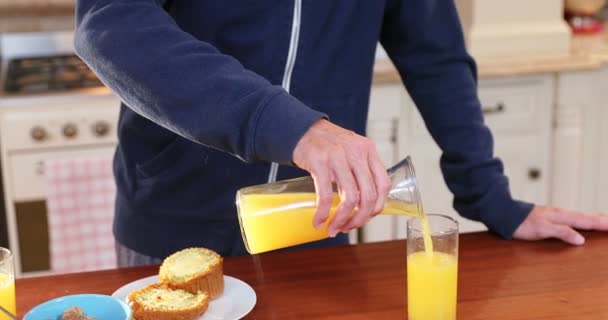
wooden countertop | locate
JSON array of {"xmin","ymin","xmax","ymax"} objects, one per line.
[
  {"xmin": 374, "ymin": 31, "xmax": 608, "ymax": 83},
  {"xmin": 0, "ymin": 1, "xmax": 74, "ymax": 32},
  {"xmin": 15, "ymin": 232, "xmax": 608, "ymax": 319},
  {"xmin": 0, "ymin": 1, "xmax": 73, "ymax": 16}
]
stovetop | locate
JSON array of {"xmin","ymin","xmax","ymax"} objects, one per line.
[
  {"xmin": 0, "ymin": 31, "xmax": 106, "ymax": 97},
  {"xmin": 3, "ymin": 55, "xmax": 104, "ymax": 96}
]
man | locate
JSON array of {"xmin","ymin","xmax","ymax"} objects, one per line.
[{"xmin": 75, "ymin": 0, "xmax": 608, "ymax": 266}]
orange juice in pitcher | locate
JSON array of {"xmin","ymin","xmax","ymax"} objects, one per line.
[{"xmin": 236, "ymin": 156, "xmax": 429, "ymax": 254}]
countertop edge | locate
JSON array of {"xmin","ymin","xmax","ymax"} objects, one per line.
[{"xmin": 373, "ymin": 34, "xmax": 608, "ymax": 83}]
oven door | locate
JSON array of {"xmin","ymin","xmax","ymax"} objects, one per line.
[{"xmin": 5, "ymin": 146, "xmax": 115, "ymax": 276}]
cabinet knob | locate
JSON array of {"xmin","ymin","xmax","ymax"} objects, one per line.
[
  {"xmin": 528, "ymin": 168, "xmax": 541, "ymax": 180},
  {"xmin": 31, "ymin": 126, "xmax": 47, "ymax": 141},
  {"xmin": 62, "ymin": 123, "xmax": 78, "ymax": 138},
  {"xmin": 92, "ymin": 121, "xmax": 110, "ymax": 137},
  {"xmin": 390, "ymin": 118, "xmax": 398, "ymax": 143},
  {"xmin": 482, "ymin": 102, "xmax": 505, "ymax": 115}
]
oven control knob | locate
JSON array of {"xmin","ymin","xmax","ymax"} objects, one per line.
[
  {"xmin": 62, "ymin": 123, "xmax": 78, "ymax": 138},
  {"xmin": 31, "ymin": 126, "xmax": 47, "ymax": 141},
  {"xmin": 92, "ymin": 121, "xmax": 110, "ymax": 137}
]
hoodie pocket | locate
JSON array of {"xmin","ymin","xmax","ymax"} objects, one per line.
[{"xmin": 135, "ymin": 136, "xmax": 185, "ymax": 182}]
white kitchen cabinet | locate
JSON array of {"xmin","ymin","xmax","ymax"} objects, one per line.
[
  {"xmin": 565, "ymin": 68, "xmax": 608, "ymax": 214},
  {"xmin": 551, "ymin": 69, "xmax": 607, "ymax": 214},
  {"xmin": 480, "ymin": 75, "xmax": 554, "ymax": 207},
  {"xmin": 365, "ymin": 74, "xmax": 554, "ymax": 243},
  {"xmin": 596, "ymin": 69, "xmax": 608, "ymax": 213},
  {"xmin": 363, "ymin": 84, "xmax": 406, "ymax": 243},
  {"xmin": 597, "ymin": 107, "xmax": 608, "ymax": 213},
  {"xmin": 394, "ymin": 75, "xmax": 554, "ymax": 238}
]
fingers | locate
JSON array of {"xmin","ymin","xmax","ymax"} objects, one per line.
[
  {"xmin": 340, "ymin": 157, "xmax": 377, "ymax": 232},
  {"xmin": 311, "ymin": 162, "xmax": 333, "ymax": 230},
  {"xmin": 327, "ymin": 152, "xmax": 359, "ymax": 237},
  {"xmin": 589, "ymin": 214, "xmax": 608, "ymax": 231},
  {"xmin": 548, "ymin": 208, "xmax": 590, "ymax": 229},
  {"xmin": 548, "ymin": 209, "xmax": 608, "ymax": 231},
  {"xmin": 291, "ymin": 120, "xmax": 388, "ymax": 237},
  {"xmin": 549, "ymin": 225, "xmax": 585, "ymax": 246}
]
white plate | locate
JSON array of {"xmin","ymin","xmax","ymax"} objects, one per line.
[{"xmin": 112, "ymin": 275, "xmax": 256, "ymax": 320}]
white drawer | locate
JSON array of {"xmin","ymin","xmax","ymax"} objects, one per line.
[
  {"xmin": 478, "ymin": 76, "xmax": 552, "ymax": 135},
  {"xmin": 408, "ymin": 75, "xmax": 553, "ymax": 138}
]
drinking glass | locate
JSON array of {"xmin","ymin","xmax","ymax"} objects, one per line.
[
  {"xmin": 0, "ymin": 247, "xmax": 16, "ymax": 319},
  {"xmin": 407, "ymin": 214, "xmax": 458, "ymax": 320}
]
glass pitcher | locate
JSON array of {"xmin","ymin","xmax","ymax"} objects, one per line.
[{"xmin": 236, "ymin": 156, "xmax": 423, "ymax": 254}]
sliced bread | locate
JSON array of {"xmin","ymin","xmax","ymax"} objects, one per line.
[
  {"xmin": 128, "ymin": 283, "xmax": 209, "ymax": 320},
  {"xmin": 159, "ymin": 247, "xmax": 224, "ymax": 299}
]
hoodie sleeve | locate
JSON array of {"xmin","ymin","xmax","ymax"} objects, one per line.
[
  {"xmin": 74, "ymin": 0, "xmax": 325, "ymax": 165},
  {"xmin": 379, "ymin": 0, "xmax": 533, "ymax": 239}
]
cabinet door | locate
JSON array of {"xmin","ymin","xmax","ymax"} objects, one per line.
[
  {"xmin": 397, "ymin": 75, "xmax": 553, "ymax": 238},
  {"xmin": 362, "ymin": 84, "xmax": 404, "ymax": 243},
  {"xmin": 399, "ymin": 144, "xmax": 488, "ymax": 237},
  {"xmin": 597, "ymin": 129, "xmax": 608, "ymax": 212},
  {"xmin": 494, "ymin": 138, "xmax": 548, "ymax": 205},
  {"xmin": 364, "ymin": 119, "xmax": 398, "ymax": 243},
  {"xmin": 558, "ymin": 69, "xmax": 608, "ymax": 214},
  {"xmin": 596, "ymin": 74, "xmax": 608, "ymax": 213}
]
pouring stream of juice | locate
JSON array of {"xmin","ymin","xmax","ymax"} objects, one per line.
[{"xmin": 238, "ymin": 192, "xmax": 434, "ymax": 255}]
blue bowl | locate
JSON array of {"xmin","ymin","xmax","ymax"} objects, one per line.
[{"xmin": 23, "ymin": 294, "xmax": 131, "ymax": 320}]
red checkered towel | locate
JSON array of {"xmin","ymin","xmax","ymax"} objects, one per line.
[{"xmin": 45, "ymin": 155, "xmax": 117, "ymax": 273}]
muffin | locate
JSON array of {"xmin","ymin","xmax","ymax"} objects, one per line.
[
  {"xmin": 159, "ymin": 247, "xmax": 224, "ymax": 299},
  {"xmin": 128, "ymin": 283, "xmax": 209, "ymax": 320}
]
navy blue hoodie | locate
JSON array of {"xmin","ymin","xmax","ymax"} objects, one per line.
[{"xmin": 74, "ymin": 0, "xmax": 533, "ymax": 258}]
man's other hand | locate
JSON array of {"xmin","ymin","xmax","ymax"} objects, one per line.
[{"xmin": 514, "ymin": 205, "xmax": 608, "ymax": 245}]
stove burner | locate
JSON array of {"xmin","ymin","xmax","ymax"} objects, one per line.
[{"xmin": 4, "ymin": 55, "xmax": 104, "ymax": 95}]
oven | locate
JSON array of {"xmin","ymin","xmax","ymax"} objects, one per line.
[{"xmin": 0, "ymin": 31, "xmax": 120, "ymax": 277}]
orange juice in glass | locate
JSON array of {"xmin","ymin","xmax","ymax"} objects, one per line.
[
  {"xmin": 0, "ymin": 247, "xmax": 15, "ymax": 319},
  {"xmin": 237, "ymin": 156, "xmax": 424, "ymax": 254},
  {"xmin": 407, "ymin": 214, "xmax": 458, "ymax": 320}
]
